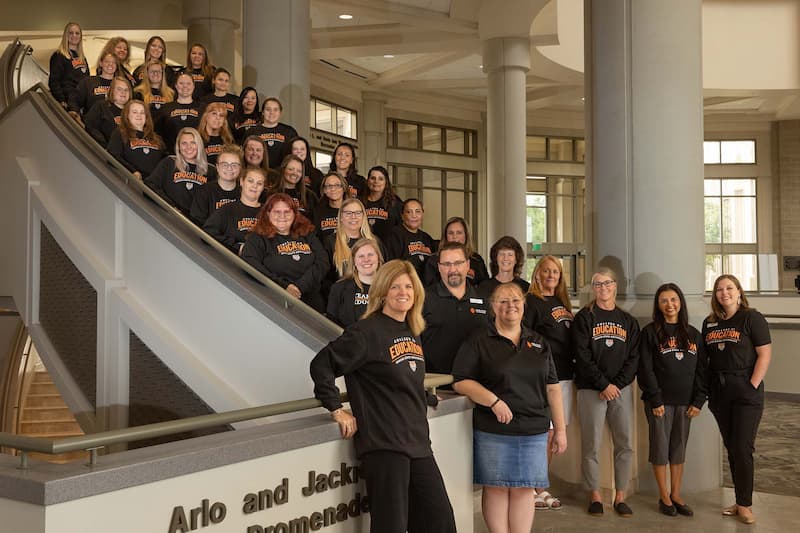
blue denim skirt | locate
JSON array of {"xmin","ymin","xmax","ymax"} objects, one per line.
[{"xmin": 473, "ymin": 429, "xmax": 549, "ymax": 488}]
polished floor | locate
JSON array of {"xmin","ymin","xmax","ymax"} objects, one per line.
[{"xmin": 472, "ymin": 487, "xmax": 797, "ymax": 532}]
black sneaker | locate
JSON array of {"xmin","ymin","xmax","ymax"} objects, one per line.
[
  {"xmin": 672, "ymin": 501, "xmax": 694, "ymax": 517},
  {"xmin": 614, "ymin": 501, "xmax": 633, "ymax": 517},
  {"xmin": 588, "ymin": 501, "xmax": 604, "ymax": 516},
  {"xmin": 659, "ymin": 499, "xmax": 677, "ymax": 516}
]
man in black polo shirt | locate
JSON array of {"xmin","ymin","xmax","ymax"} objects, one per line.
[{"xmin": 422, "ymin": 242, "xmax": 489, "ymax": 375}]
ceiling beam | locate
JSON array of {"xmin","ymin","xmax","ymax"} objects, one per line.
[
  {"xmin": 312, "ymin": 32, "xmax": 479, "ymax": 60},
  {"xmin": 315, "ymin": 0, "xmax": 478, "ymax": 35},
  {"xmin": 368, "ymin": 51, "xmax": 470, "ymax": 88}
]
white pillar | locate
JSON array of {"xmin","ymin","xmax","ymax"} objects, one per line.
[
  {"xmin": 183, "ymin": 0, "xmax": 240, "ymax": 80},
  {"xmin": 482, "ymin": 37, "xmax": 530, "ymax": 248},
  {"xmin": 361, "ymin": 91, "xmax": 388, "ymax": 171},
  {"xmin": 585, "ymin": 0, "xmax": 718, "ymax": 494},
  {"xmin": 242, "ymin": 0, "xmax": 310, "ymax": 136}
]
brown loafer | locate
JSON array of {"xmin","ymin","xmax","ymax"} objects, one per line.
[
  {"xmin": 736, "ymin": 510, "xmax": 756, "ymax": 525},
  {"xmin": 722, "ymin": 504, "xmax": 738, "ymax": 516}
]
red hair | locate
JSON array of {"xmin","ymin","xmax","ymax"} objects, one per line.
[{"xmin": 252, "ymin": 193, "xmax": 315, "ymax": 239}]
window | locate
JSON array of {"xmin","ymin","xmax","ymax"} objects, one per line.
[
  {"xmin": 704, "ymin": 178, "xmax": 758, "ymax": 290},
  {"xmin": 311, "ymin": 151, "xmax": 332, "ymax": 173},
  {"xmin": 703, "ymin": 140, "xmax": 756, "ymax": 164},
  {"xmin": 309, "ymin": 97, "xmax": 357, "ymax": 140},
  {"xmin": 526, "ymin": 136, "xmax": 585, "ymax": 162},
  {"xmin": 388, "ymin": 119, "xmax": 477, "ymax": 157},
  {"xmin": 389, "ymin": 165, "xmax": 477, "ymax": 234}
]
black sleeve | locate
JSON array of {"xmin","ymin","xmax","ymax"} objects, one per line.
[
  {"xmin": 294, "ymin": 233, "xmax": 330, "ymax": 294},
  {"xmin": 423, "ymin": 253, "xmax": 439, "ymax": 286},
  {"xmin": 189, "ymin": 186, "xmax": 211, "ymax": 226},
  {"xmin": 68, "ymin": 77, "xmax": 88, "ymax": 114},
  {"xmin": 106, "ymin": 130, "xmax": 137, "ymax": 173},
  {"xmin": 203, "ymin": 208, "xmax": 238, "ymax": 254},
  {"xmin": 573, "ymin": 309, "xmax": 610, "ymax": 391},
  {"xmin": 691, "ymin": 329, "xmax": 708, "ymax": 409},
  {"xmin": 83, "ymin": 102, "xmax": 107, "ymax": 144},
  {"xmin": 636, "ymin": 327, "xmax": 663, "ymax": 406},
  {"xmin": 309, "ymin": 326, "xmax": 369, "ymax": 411},
  {"xmin": 48, "ymin": 53, "xmax": 68, "ymax": 104},
  {"xmin": 522, "ymin": 296, "xmax": 541, "ymax": 331},
  {"xmin": 326, "ymin": 282, "xmax": 345, "ymax": 326},
  {"xmin": 143, "ymin": 157, "xmax": 174, "ymax": 204},
  {"xmin": 385, "ymin": 229, "xmax": 403, "ymax": 261},
  {"xmin": 748, "ymin": 310, "xmax": 772, "ymax": 347},
  {"xmin": 451, "ymin": 330, "xmax": 483, "ymax": 383},
  {"xmin": 612, "ymin": 314, "xmax": 640, "ymax": 389},
  {"xmin": 472, "ymin": 254, "xmax": 490, "ymax": 285},
  {"xmin": 240, "ymin": 235, "xmax": 290, "ymax": 288}
]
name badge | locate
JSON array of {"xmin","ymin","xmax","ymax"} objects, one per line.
[{"xmin": 470, "ymin": 298, "xmax": 483, "ymax": 304}]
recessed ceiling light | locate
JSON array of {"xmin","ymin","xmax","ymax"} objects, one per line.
[
  {"xmin": 479, "ymin": 65, "xmax": 483, "ymax": 69},
  {"xmin": 581, "ymin": 97, "xmax": 585, "ymax": 101},
  {"xmin": 338, "ymin": 14, "xmax": 353, "ymax": 20},
  {"xmin": 384, "ymin": 54, "xmax": 395, "ymax": 59}
]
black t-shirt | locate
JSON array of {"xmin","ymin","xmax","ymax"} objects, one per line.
[
  {"xmin": 421, "ymin": 282, "xmax": 489, "ymax": 374},
  {"xmin": 702, "ymin": 308, "xmax": 771, "ymax": 373},
  {"xmin": 155, "ymin": 101, "xmax": 201, "ymax": 153},
  {"xmin": 313, "ymin": 202, "xmax": 340, "ymax": 238},
  {"xmin": 189, "ymin": 182, "xmax": 240, "ymax": 226},
  {"xmin": 49, "ymin": 50, "xmax": 88, "ymax": 105},
  {"xmin": 240, "ymin": 232, "xmax": 329, "ymax": 296},
  {"xmin": 233, "ymin": 112, "xmax": 261, "ymax": 144},
  {"xmin": 199, "ymin": 92, "xmax": 238, "ymax": 116},
  {"xmin": 107, "ymin": 129, "xmax": 165, "ymax": 177},
  {"xmin": 453, "ymin": 323, "xmax": 558, "ymax": 436},
  {"xmin": 638, "ymin": 322, "xmax": 707, "ymax": 408},
  {"xmin": 203, "ymin": 201, "xmax": 260, "ymax": 254},
  {"xmin": 327, "ymin": 278, "xmax": 370, "ymax": 327},
  {"xmin": 385, "ymin": 225, "xmax": 435, "ymax": 278},
  {"xmin": 189, "ymin": 69, "xmax": 212, "ymax": 100},
  {"xmin": 276, "ymin": 187, "xmax": 317, "ymax": 218},
  {"xmin": 310, "ymin": 313, "xmax": 432, "ymax": 458},
  {"xmin": 247, "ymin": 123, "xmax": 299, "ymax": 168},
  {"xmin": 573, "ymin": 305, "xmax": 641, "ymax": 391},
  {"xmin": 204, "ymin": 134, "xmax": 225, "ymax": 165},
  {"xmin": 523, "ymin": 294, "xmax": 575, "ymax": 380},
  {"xmin": 84, "ymin": 101, "xmax": 122, "ymax": 146},
  {"xmin": 69, "ymin": 76, "xmax": 112, "ymax": 115},
  {"xmin": 363, "ymin": 197, "xmax": 402, "ymax": 242},
  {"xmin": 144, "ymin": 157, "xmax": 217, "ymax": 215}
]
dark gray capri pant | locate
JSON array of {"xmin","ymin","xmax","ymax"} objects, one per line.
[{"xmin": 644, "ymin": 403, "xmax": 692, "ymax": 465}]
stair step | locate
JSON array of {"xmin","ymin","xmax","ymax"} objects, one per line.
[
  {"xmin": 20, "ymin": 430, "xmax": 85, "ymax": 439},
  {"xmin": 24, "ymin": 395, "xmax": 68, "ymax": 408},
  {"xmin": 20, "ymin": 421, "xmax": 82, "ymax": 435},
  {"xmin": 31, "ymin": 372, "xmax": 53, "ymax": 384},
  {"xmin": 27, "ymin": 450, "xmax": 88, "ymax": 464},
  {"xmin": 28, "ymin": 382, "xmax": 59, "ymax": 395},
  {"xmin": 20, "ymin": 408, "xmax": 73, "ymax": 422}
]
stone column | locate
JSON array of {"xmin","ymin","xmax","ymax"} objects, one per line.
[
  {"xmin": 242, "ymin": 0, "xmax": 310, "ymax": 136},
  {"xmin": 585, "ymin": 0, "xmax": 718, "ymax": 494},
  {"xmin": 183, "ymin": 0, "xmax": 240, "ymax": 82},
  {"xmin": 482, "ymin": 37, "xmax": 530, "ymax": 248},
  {"xmin": 361, "ymin": 91, "xmax": 388, "ymax": 171}
]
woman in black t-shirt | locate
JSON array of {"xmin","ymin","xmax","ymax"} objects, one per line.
[
  {"xmin": 49, "ymin": 22, "xmax": 89, "ymax": 108},
  {"xmin": 424, "ymin": 216, "xmax": 488, "ymax": 287},
  {"xmin": 524, "ymin": 255, "xmax": 575, "ymax": 510},
  {"xmin": 133, "ymin": 60, "xmax": 175, "ymax": 116},
  {"xmin": 385, "ymin": 198, "xmax": 434, "ymax": 279},
  {"xmin": 83, "ymin": 76, "xmax": 131, "ymax": 147},
  {"xmin": 272, "ymin": 154, "xmax": 317, "ymax": 217},
  {"xmin": 240, "ymin": 193, "xmax": 328, "ymax": 311},
  {"xmin": 702, "ymin": 274, "xmax": 771, "ymax": 525},
  {"xmin": 326, "ymin": 238, "xmax": 383, "ymax": 327},
  {"xmin": 478, "ymin": 236, "xmax": 530, "ymax": 299},
  {"xmin": 198, "ymin": 102, "xmax": 234, "ymax": 165},
  {"xmin": 107, "ymin": 100, "xmax": 165, "ymax": 179},
  {"xmin": 313, "ymin": 173, "xmax": 347, "ymax": 239},
  {"xmin": 186, "ymin": 43, "xmax": 214, "ymax": 99},
  {"xmin": 638, "ymin": 283, "xmax": 707, "ymax": 517},
  {"xmin": 232, "ymin": 87, "xmax": 260, "ymax": 143},
  {"xmin": 310, "ymin": 259, "xmax": 456, "ymax": 533},
  {"xmin": 282, "ymin": 136, "xmax": 324, "ymax": 196},
  {"xmin": 329, "ymin": 142, "xmax": 367, "ymax": 198},
  {"xmin": 453, "ymin": 282, "xmax": 566, "ymax": 533},
  {"xmin": 360, "ymin": 165, "xmax": 402, "ymax": 242}
]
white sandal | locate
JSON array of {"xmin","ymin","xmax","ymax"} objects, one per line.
[{"xmin": 535, "ymin": 490, "xmax": 562, "ymax": 510}]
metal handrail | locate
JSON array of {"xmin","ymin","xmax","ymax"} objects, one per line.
[{"xmin": 0, "ymin": 373, "xmax": 454, "ymax": 468}]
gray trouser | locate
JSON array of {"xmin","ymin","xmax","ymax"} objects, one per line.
[{"xmin": 577, "ymin": 386, "xmax": 634, "ymax": 492}]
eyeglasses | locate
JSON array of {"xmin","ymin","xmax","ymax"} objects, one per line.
[
  {"xmin": 324, "ymin": 183, "xmax": 344, "ymax": 190},
  {"xmin": 591, "ymin": 280, "xmax": 616, "ymax": 288},
  {"xmin": 439, "ymin": 260, "xmax": 466, "ymax": 269},
  {"xmin": 218, "ymin": 162, "xmax": 241, "ymax": 170},
  {"xmin": 341, "ymin": 210, "xmax": 363, "ymax": 218}
]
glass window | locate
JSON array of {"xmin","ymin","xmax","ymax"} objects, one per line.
[
  {"xmin": 720, "ymin": 140, "xmax": 756, "ymax": 164},
  {"xmin": 704, "ymin": 197, "xmax": 721, "ymax": 243},
  {"xmin": 336, "ymin": 107, "xmax": 356, "ymax": 138},
  {"xmin": 575, "ymin": 139, "xmax": 586, "ymax": 162},
  {"xmin": 526, "ymin": 194, "xmax": 547, "ymax": 245},
  {"xmin": 722, "ymin": 197, "xmax": 757, "ymax": 243},
  {"xmin": 315, "ymin": 101, "xmax": 333, "ymax": 133},
  {"xmin": 397, "ymin": 123, "xmax": 418, "ymax": 149},
  {"xmin": 446, "ymin": 171, "xmax": 465, "ymax": 191},
  {"xmin": 421, "ymin": 189, "xmax": 441, "ymax": 235},
  {"xmin": 703, "ymin": 141, "xmax": 721, "ymax": 164},
  {"xmin": 527, "ymin": 136, "xmax": 547, "ymax": 160},
  {"xmin": 548, "ymin": 138, "xmax": 573, "ymax": 161},
  {"xmin": 446, "ymin": 190, "xmax": 465, "ymax": 220},
  {"xmin": 422, "ymin": 126, "xmax": 442, "ymax": 151},
  {"xmin": 313, "ymin": 151, "xmax": 332, "ymax": 173},
  {"xmin": 422, "ymin": 168, "xmax": 441, "ymax": 189},
  {"xmin": 445, "ymin": 129, "xmax": 466, "ymax": 154},
  {"xmin": 394, "ymin": 166, "xmax": 418, "ymax": 188}
]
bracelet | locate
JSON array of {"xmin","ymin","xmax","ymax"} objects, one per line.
[{"xmin": 490, "ymin": 397, "xmax": 501, "ymax": 408}]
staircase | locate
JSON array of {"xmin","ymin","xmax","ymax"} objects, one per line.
[{"xmin": 17, "ymin": 369, "xmax": 87, "ymax": 463}]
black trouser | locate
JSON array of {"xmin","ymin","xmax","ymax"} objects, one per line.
[
  {"xmin": 360, "ymin": 451, "xmax": 456, "ymax": 533},
  {"xmin": 709, "ymin": 372, "xmax": 764, "ymax": 507}
]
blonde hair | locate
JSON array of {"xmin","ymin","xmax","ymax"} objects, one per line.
[
  {"xmin": 57, "ymin": 22, "xmax": 86, "ymax": 62},
  {"xmin": 134, "ymin": 59, "xmax": 175, "ymax": 104},
  {"xmin": 585, "ymin": 267, "xmax": 618, "ymax": 311},
  {"xmin": 529, "ymin": 255, "xmax": 572, "ymax": 313},
  {"xmin": 174, "ymin": 127, "xmax": 209, "ymax": 175},
  {"xmin": 332, "ymin": 198, "xmax": 376, "ymax": 277},
  {"xmin": 363, "ymin": 260, "xmax": 426, "ymax": 336},
  {"xmin": 348, "ymin": 238, "xmax": 384, "ymax": 291},
  {"xmin": 489, "ymin": 282, "xmax": 526, "ymax": 321}
]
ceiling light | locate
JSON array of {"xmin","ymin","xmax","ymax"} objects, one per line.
[
  {"xmin": 338, "ymin": 14, "xmax": 353, "ymax": 20},
  {"xmin": 384, "ymin": 54, "xmax": 395, "ymax": 59}
]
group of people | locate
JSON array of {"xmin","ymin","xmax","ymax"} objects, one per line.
[
  {"xmin": 49, "ymin": 22, "xmax": 772, "ymax": 533},
  {"xmin": 312, "ymin": 260, "xmax": 771, "ymax": 532}
]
